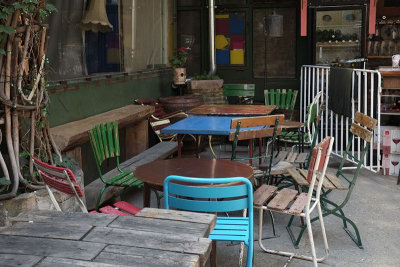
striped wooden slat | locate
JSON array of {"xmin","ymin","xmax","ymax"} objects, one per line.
[
  {"xmin": 287, "ymin": 193, "xmax": 307, "ymax": 215},
  {"xmin": 253, "ymin": 185, "xmax": 278, "ymax": 207},
  {"xmin": 288, "ymin": 152, "xmax": 298, "ymax": 163},
  {"xmin": 107, "ymin": 122, "xmax": 115, "ymax": 157},
  {"xmin": 101, "ymin": 124, "xmax": 109, "ymax": 159},
  {"xmin": 267, "ymin": 188, "xmax": 298, "ymax": 211},
  {"xmin": 294, "ymin": 152, "xmax": 308, "ymax": 164},
  {"xmin": 275, "ymin": 151, "xmax": 288, "ymax": 161},
  {"xmin": 325, "ymin": 173, "xmax": 348, "ymax": 190},
  {"xmin": 287, "ymin": 168, "xmax": 309, "ymax": 186},
  {"xmin": 113, "ymin": 122, "xmax": 120, "ymax": 157},
  {"xmin": 298, "ymin": 169, "xmax": 336, "ymax": 190},
  {"xmin": 280, "ymin": 89, "xmax": 287, "ymax": 109}
]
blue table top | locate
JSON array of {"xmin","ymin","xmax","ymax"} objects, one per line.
[{"xmin": 161, "ymin": 116, "xmax": 262, "ymax": 135}]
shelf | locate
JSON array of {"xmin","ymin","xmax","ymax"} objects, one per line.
[
  {"xmin": 367, "ymin": 56, "xmax": 392, "ymax": 59},
  {"xmin": 316, "ymin": 42, "xmax": 360, "ymax": 47},
  {"xmin": 381, "ymin": 112, "xmax": 400, "ymax": 115},
  {"xmin": 381, "ymin": 95, "xmax": 400, "ymax": 97}
]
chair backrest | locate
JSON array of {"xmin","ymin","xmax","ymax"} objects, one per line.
[
  {"xmin": 336, "ymin": 112, "xmax": 377, "ymax": 187},
  {"xmin": 32, "ymin": 157, "xmax": 88, "ymax": 213},
  {"xmin": 264, "ymin": 89, "xmax": 298, "ymax": 120},
  {"xmin": 88, "ymin": 122, "xmax": 121, "ymax": 177},
  {"xmin": 305, "ymin": 136, "xmax": 334, "ymax": 206},
  {"xmin": 229, "ymin": 114, "xmax": 284, "ymax": 141}
]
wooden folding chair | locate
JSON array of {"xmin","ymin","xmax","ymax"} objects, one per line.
[
  {"xmin": 32, "ymin": 157, "xmax": 141, "ymax": 216},
  {"xmin": 286, "ymin": 112, "xmax": 377, "ymax": 249},
  {"xmin": 254, "ymin": 136, "xmax": 334, "ymax": 266},
  {"xmin": 264, "ymin": 89, "xmax": 298, "ymax": 120}
]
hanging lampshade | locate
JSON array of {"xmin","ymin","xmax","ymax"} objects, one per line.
[{"xmin": 79, "ymin": 0, "xmax": 113, "ymax": 33}]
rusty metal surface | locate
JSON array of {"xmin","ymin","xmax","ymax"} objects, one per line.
[
  {"xmin": 135, "ymin": 158, "xmax": 253, "ymax": 187},
  {"xmin": 187, "ymin": 104, "xmax": 276, "ymax": 116}
]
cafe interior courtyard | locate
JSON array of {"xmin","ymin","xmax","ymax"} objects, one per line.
[{"xmin": 0, "ymin": 0, "xmax": 399, "ymax": 266}]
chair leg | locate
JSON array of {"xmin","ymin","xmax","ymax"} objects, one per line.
[
  {"xmin": 96, "ymin": 185, "xmax": 108, "ymax": 211},
  {"xmin": 305, "ymin": 211, "xmax": 318, "ymax": 267}
]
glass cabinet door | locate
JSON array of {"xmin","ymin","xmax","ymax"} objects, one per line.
[{"xmin": 315, "ymin": 9, "xmax": 362, "ymax": 65}]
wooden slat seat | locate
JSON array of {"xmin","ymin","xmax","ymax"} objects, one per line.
[
  {"xmin": 288, "ymin": 168, "xmax": 347, "ymax": 190},
  {"xmin": 254, "ymin": 185, "xmax": 311, "ymax": 216}
]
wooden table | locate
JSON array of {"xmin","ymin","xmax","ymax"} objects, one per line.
[
  {"xmin": 135, "ymin": 158, "xmax": 254, "ymax": 207},
  {"xmin": 188, "ymin": 104, "xmax": 276, "ymax": 116},
  {"xmin": 0, "ymin": 208, "xmax": 216, "ymax": 267}
]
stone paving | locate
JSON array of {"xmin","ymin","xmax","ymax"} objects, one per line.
[{"xmin": 128, "ymin": 145, "xmax": 400, "ymax": 267}]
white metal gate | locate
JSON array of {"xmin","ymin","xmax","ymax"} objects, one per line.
[{"xmin": 300, "ymin": 65, "xmax": 381, "ymax": 172}]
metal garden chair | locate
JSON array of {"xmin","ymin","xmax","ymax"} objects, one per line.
[
  {"xmin": 286, "ymin": 112, "xmax": 377, "ymax": 249},
  {"xmin": 264, "ymin": 89, "xmax": 298, "ymax": 121},
  {"xmin": 88, "ymin": 122, "xmax": 143, "ymax": 211},
  {"xmin": 253, "ymin": 136, "xmax": 334, "ymax": 267},
  {"xmin": 32, "ymin": 156, "xmax": 141, "ymax": 215},
  {"xmin": 164, "ymin": 175, "xmax": 254, "ymax": 267}
]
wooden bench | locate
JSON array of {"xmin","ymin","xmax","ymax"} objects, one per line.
[
  {"xmin": 50, "ymin": 105, "xmax": 155, "ymax": 167},
  {"xmin": 85, "ymin": 141, "xmax": 178, "ymax": 210}
]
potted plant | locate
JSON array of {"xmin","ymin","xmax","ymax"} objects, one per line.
[{"xmin": 170, "ymin": 47, "xmax": 188, "ymax": 85}]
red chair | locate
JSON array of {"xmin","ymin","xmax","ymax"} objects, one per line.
[{"xmin": 32, "ymin": 157, "xmax": 141, "ymax": 216}]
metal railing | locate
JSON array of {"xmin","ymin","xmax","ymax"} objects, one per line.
[{"xmin": 300, "ymin": 65, "xmax": 381, "ymax": 172}]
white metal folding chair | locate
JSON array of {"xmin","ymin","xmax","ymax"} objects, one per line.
[{"xmin": 253, "ymin": 136, "xmax": 334, "ymax": 266}]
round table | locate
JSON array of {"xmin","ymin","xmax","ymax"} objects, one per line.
[{"xmin": 135, "ymin": 158, "xmax": 254, "ymax": 207}]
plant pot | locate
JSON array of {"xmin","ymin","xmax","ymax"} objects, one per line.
[
  {"xmin": 158, "ymin": 96, "xmax": 204, "ymax": 114},
  {"xmin": 173, "ymin": 67, "xmax": 186, "ymax": 85}
]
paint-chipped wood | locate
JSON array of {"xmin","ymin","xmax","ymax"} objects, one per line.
[
  {"xmin": 287, "ymin": 168, "xmax": 309, "ymax": 186},
  {"xmin": 267, "ymin": 188, "xmax": 298, "ymax": 211},
  {"xmin": 295, "ymin": 152, "xmax": 308, "ymax": 164},
  {"xmin": 325, "ymin": 172, "xmax": 348, "ymax": 190},
  {"xmin": 350, "ymin": 123, "xmax": 373, "ymax": 142},
  {"xmin": 354, "ymin": 112, "xmax": 377, "ymax": 130},
  {"xmin": 253, "ymin": 185, "xmax": 278, "ymax": 207},
  {"xmin": 230, "ymin": 114, "xmax": 284, "ymax": 129},
  {"xmin": 229, "ymin": 128, "xmax": 276, "ymax": 141},
  {"xmin": 287, "ymin": 193, "xmax": 307, "ymax": 215},
  {"xmin": 276, "ymin": 151, "xmax": 288, "ymax": 161},
  {"xmin": 298, "ymin": 169, "xmax": 336, "ymax": 190}
]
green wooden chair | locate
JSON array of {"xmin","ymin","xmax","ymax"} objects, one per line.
[
  {"xmin": 223, "ymin": 84, "xmax": 255, "ymax": 104},
  {"xmin": 286, "ymin": 112, "xmax": 378, "ymax": 249},
  {"xmin": 264, "ymin": 89, "xmax": 298, "ymax": 120},
  {"xmin": 88, "ymin": 122, "xmax": 143, "ymax": 210}
]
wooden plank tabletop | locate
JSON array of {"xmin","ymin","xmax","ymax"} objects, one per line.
[
  {"xmin": 0, "ymin": 208, "xmax": 216, "ymax": 267},
  {"xmin": 49, "ymin": 105, "xmax": 154, "ymax": 151}
]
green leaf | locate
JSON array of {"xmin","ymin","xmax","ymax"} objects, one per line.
[
  {"xmin": 24, "ymin": 0, "xmax": 38, "ymax": 4},
  {"xmin": 2, "ymin": 6, "xmax": 15, "ymax": 14},
  {"xmin": 0, "ymin": 48, "xmax": 5, "ymax": 55},
  {"xmin": 12, "ymin": 3, "xmax": 25, "ymax": 10},
  {"xmin": 45, "ymin": 3, "xmax": 57, "ymax": 13},
  {"xmin": 0, "ymin": 12, "xmax": 7, "ymax": 20},
  {"xmin": 0, "ymin": 177, "xmax": 11, "ymax": 186},
  {"xmin": 0, "ymin": 25, "xmax": 16, "ymax": 35}
]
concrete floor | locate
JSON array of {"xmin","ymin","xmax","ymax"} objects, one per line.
[{"xmin": 127, "ymin": 145, "xmax": 400, "ymax": 267}]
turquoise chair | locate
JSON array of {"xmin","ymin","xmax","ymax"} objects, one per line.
[{"xmin": 164, "ymin": 175, "xmax": 254, "ymax": 267}]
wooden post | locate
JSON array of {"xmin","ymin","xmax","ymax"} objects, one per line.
[{"xmin": 125, "ymin": 120, "xmax": 148, "ymax": 159}]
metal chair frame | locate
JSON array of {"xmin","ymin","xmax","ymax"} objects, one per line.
[
  {"xmin": 257, "ymin": 137, "xmax": 334, "ymax": 267},
  {"xmin": 164, "ymin": 175, "xmax": 254, "ymax": 267},
  {"xmin": 286, "ymin": 112, "xmax": 377, "ymax": 249},
  {"xmin": 88, "ymin": 122, "xmax": 143, "ymax": 210}
]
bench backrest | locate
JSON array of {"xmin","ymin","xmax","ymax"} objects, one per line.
[{"xmin": 264, "ymin": 89, "xmax": 298, "ymax": 120}]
